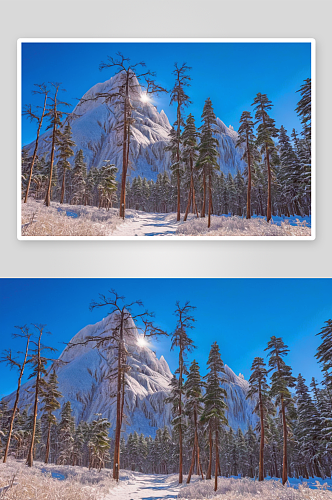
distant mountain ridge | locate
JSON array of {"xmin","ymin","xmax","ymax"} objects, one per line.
[
  {"xmin": 6, "ymin": 313, "xmax": 257, "ymax": 437},
  {"xmin": 23, "ymin": 74, "xmax": 246, "ymax": 181}
]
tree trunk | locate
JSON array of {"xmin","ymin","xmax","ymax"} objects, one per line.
[
  {"xmin": 27, "ymin": 335, "xmax": 41, "ymax": 467},
  {"xmin": 45, "ymin": 88, "xmax": 59, "ymax": 207},
  {"xmin": 265, "ymin": 142, "xmax": 272, "ymax": 222},
  {"xmin": 176, "ymin": 98, "xmax": 181, "ymax": 222},
  {"xmin": 60, "ymin": 169, "xmax": 66, "ymax": 204},
  {"xmin": 119, "ymin": 73, "xmax": 129, "ymax": 219},
  {"xmin": 24, "ymin": 93, "xmax": 48, "ymax": 203},
  {"xmin": 246, "ymin": 132, "xmax": 251, "ymax": 219},
  {"xmin": 281, "ymin": 397, "xmax": 288, "ymax": 485},
  {"xmin": 183, "ymin": 184, "xmax": 192, "ymax": 222},
  {"xmin": 214, "ymin": 428, "xmax": 219, "ymax": 492},
  {"xmin": 206, "ymin": 424, "xmax": 212, "ymax": 479},
  {"xmin": 201, "ymin": 170, "xmax": 206, "ymax": 217},
  {"xmin": 208, "ymin": 172, "xmax": 212, "ymax": 228},
  {"xmin": 178, "ymin": 348, "xmax": 183, "ymax": 484},
  {"xmin": 194, "ymin": 409, "xmax": 204, "ymax": 479},
  {"xmin": 186, "ymin": 442, "xmax": 196, "ymax": 484},
  {"xmin": 113, "ymin": 314, "xmax": 124, "ymax": 481},
  {"xmin": 45, "ymin": 421, "xmax": 51, "ymax": 464},
  {"xmin": 3, "ymin": 337, "xmax": 30, "ymax": 463},
  {"xmin": 258, "ymin": 381, "xmax": 264, "ymax": 481}
]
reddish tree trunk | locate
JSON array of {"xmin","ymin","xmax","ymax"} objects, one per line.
[
  {"xmin": 246, "ymin": 132, "xmax": 251, "ymax": 219},
  {"xmin": 201, "ymin": 170, "xmax": 206, "ymax": 217},
  {"xmin": 24, "ymin": 93, "xmax": 48, "ymax": 203},
  {"xmin": 27, "ymin": 334, "xmax": 41, "ymax": 467},
  {"xmin": 206, "ymin": 424, "xmax": 212, "ymax": 479},
  {"xmin": 214, "ymin": 428, "xmax": 219, "ymax": 492},
  {"xmin": 45, "ymin": 421, "xmax": 51, "ymax": 464},
  {"xmin": 186, "ymin": 443, "xmax": 196, "ymax": 484},
  {"xmin": 208, "ymin": 173, "xmax": 212, "ymax": 228},
  {"xmin": 3, "ymin": 337, "xmax": 30, "ymax": 463},
  {"xmin": 45, "ymin": 88, "xmax": 59, "ymax": 207},
  {"xmin": 119, "ymin": 74, "xmax": 129, "ymax": 219},
  {"xmin": 113, "ymin": 315, "xmax": 124, "ymax": 481},
  {"xmin": 258, "ymin": 381, "xmax": 265, "ymax": 481}
]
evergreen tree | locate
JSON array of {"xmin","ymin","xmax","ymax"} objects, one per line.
[
  {"xmin": 295, "ymin": 78, "xmax": 311, "ymax": 150},
  {"xmin": 315, "ymin": 319, "xmax": 332, "ymax": 389},
  {"xmin": 40, "ymin": 370, "xmax": 62, "ymax": 463},
  {"xmin": 88, "ymin": 415, "xmax": 111, "ymax": 471},
  {"xmin": 168, "ymin": 63, "xmax": 192, "ymax": 221},
  {"xmin": 197, "ymin": 98, "xmax": 220, "ymax": 227},
  {"xmin": 201, "ymin": 342, "xmax": 228, "ymax": 491},
  {"xmin": 236, "ymin": 111, "xmax": 257, "ymax": 218},
  {"xmin": 252, "ymin": 93, "xmax": 279, "ymax": 222},
  {"xmin": 56, "ymin": 122, "xmax": 75, "ymax": 204},
  {"xmin": 169, "ymin": 301, "xmax": 196, "ymax": 484},
  {"xmin": 247, "ymin": 357, "xmax": 270, "ymax": 481},
  {"xmin": 58, "ymin": 401, "xmax": 75, "ymax": 465},
  {"xmin": 71, "ymin": 149, "xmax": 87, "ymax": 204},
  {"xmin": 182, "ymin": 114, "xmax": 199, "ymax": 221},
  {"xmin": 265, "ymin": 336, "xmax": 296, "ymax": 484},
  {"xmin": 184, "ymin": 359, "xmax": 204, "ymax": 482},
  {"xmin": 278, "ymin": 126, "xmax": 303, "ymax": 216}
]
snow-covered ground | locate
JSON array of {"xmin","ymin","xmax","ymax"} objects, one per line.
[
  {"xmin": 1, "ymin": 462, "xmax": 331, "ymax": 500},
  {"xmin": 21, "ymin": 200, "xmax": 311, "ymax": 237},
  {"xmin": 0, "ymin": 458, "xmax": 116, "ymax": 499},
  {"xmin": 178, "ymin": 476, "xmax": 332, "ymax": 499}
]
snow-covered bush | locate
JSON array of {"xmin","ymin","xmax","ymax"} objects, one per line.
[
  {"xmin": 0, "ymin": 458, "xmax": 116, "ymax": 499},
  {"xmin": 176, "ymin": 215, "xmax": 311, "ymax": 237},
  {"xmin": 21, "ymin": 199, "xmax": 122, "ymax": 237},
  {"xmin": 177, "ymin": 477, "xmax": 332, "ymax": 499}
]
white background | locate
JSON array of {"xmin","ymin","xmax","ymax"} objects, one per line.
[{"xmin": 1, "ymin": 0, "xmax": 331, "ymax": 278}]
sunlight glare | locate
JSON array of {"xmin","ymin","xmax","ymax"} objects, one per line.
[
  {"xmin": 137, "ymin": 336, "xmax": 148, "ymax": 348},
  {"xmin": 141, "ymin": 93, "xmax": 150, "ymax": 103}
]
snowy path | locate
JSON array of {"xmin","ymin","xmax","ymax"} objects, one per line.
[
  {"xmin": 105, "ymin": 472, "xmax": 181, "ymax": 500},
  {"xmin": 112, "ymin": 212, "xmax": 182, "ymax": 237}
]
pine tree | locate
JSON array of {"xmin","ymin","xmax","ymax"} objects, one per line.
[
  {"xmin": 252, "ymin": 93, "xmax": 279, "ymax": 222},
  {"xmin": 168, "ymin": 63, "xmax": 192, "ymax": 221},
  {"xmin": 0, "ymin": 326, "xmax": 32, "ymax": 463},
  {"xmin": 23, "ymin": 84, "xmax": 49, "ymax": 203},
  {"xmin": 236, "ymin": 111, "xmax": 257, "ymax": 218},
  {"xmin": 295, "ymin": 78, "xmax": 311, "ymax": 150},
  {"xmin": 184, "ymin": 359, "xmax": 204, "ymax": 482},
  {"xmin": 26, "ymin": 325, "xmax": 57, "ymax": 467},
  {"xmin": 201, "ymin": 342, "xmax": 228, "ymax": 491},
  {"xmin": 315, "ymin": 319, "xmax": 332, "ymax": 389},
  {"xmin": 278, "ymin": 126, "xmax": 303, "ymax": 216},
  {"xmin": 71, "ymin": 149, "xmax": 87, "ymax": 204},
  {"xmin": 265, "ymin": 336, "xmax": 296, "ymax": 484},
  {"xmin": 197, "ymin": 98, "xmax": 220, "ymax": 227},
  {"xmin": 44, "ymin": 84, "xmax": 71, "ymax": 207},
  {"xmin": 58, "ymin": 401, "xmax": 75, "ymax": 465},
  {"xmin": 40, "ymin": 370, "xmax": 62, "ymax": 463},
  {"xmin": 247, "ymin": 357, "xmax": 270, "ymax": 481},
  {"xmin": 78, "ymin": 54, "xmax": 166, "ymax": 219},
  {"xmin": 169, "ymin": 301, "xmax": 196, "ymax": 483},
  {"xmin": 182, "ymin": 114, "xmax": 199, "ymax": 221},
  {"xmin": 88, "ymin": 415, "xmax": 111, "ymax": 471},
  {"xmin": 295, "ymin": 374, "xmax": 323, "ymax": 477},
  {"xmin": 56, "ymin": 122, "xmax": 76, "ymax": 204}
]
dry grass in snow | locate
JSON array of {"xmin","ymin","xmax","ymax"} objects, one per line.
[
  {"xmin": 0, "ymin": 458, "xmax": 116, "ymax": 500},
  {"xmin": 176, "ymin": 215, "xmax": 311, "ymax": 237},
  {"xmin": 177, "ymin": 477, "xmax": 332, "ymax": 499},
  {"xmin": 21, "ymin": 199, "xmax": 123, "ymax": 237}
]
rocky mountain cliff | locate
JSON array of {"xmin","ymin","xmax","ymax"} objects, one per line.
[
  {"xmin": 23, "ymin": 73, "xmax": 246, "ymax": 181},
  {"xmin": 6, "ymin": 313, "xmax": 256, "ymax": 437}
]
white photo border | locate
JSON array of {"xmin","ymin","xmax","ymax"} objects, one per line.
[{"xmin": 17, "ymin": 38, "xmax": 316, "ymax": 241}]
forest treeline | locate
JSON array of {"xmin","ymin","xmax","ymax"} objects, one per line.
[
  {"xmin": 0, "ymin": 294, "xmax": 331, "ymax": 492},
  {"xmin": 21, "ymin": 54, "xmax": 311, "ymax": 224}
]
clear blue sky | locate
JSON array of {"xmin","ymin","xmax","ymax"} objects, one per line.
[
  {"xmin": 21, "ymin": 41, "xmax": 311, "ymax": 146},
  {"xmin": 0, "ymin": 278, "xmax": 329, "ymax": 398}
]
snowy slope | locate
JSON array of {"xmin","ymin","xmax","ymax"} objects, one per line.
[
  {"xmin": 23, "ymin": 74, "xmax": 245, "ymax": 180},
  {"xmin": 6, "ymin": 313, "xmax": 256, "ymax": 436}
]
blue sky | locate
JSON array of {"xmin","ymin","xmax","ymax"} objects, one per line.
[
  {"xmin": 21, "ymin": 41, "xmax": 311, "ymax": 146},
  {"xmin": 0, "ymin": 278, "xmax": 329, "ymax": 398}
]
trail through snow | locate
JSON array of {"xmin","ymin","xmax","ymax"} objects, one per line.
[
  {"xmin": 105, "ymin": 472, "xmax": 181, "ymax": 500},
  {"xmin": 111, "ymin": 212, "xmax": 182, "ymax": 236}
]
